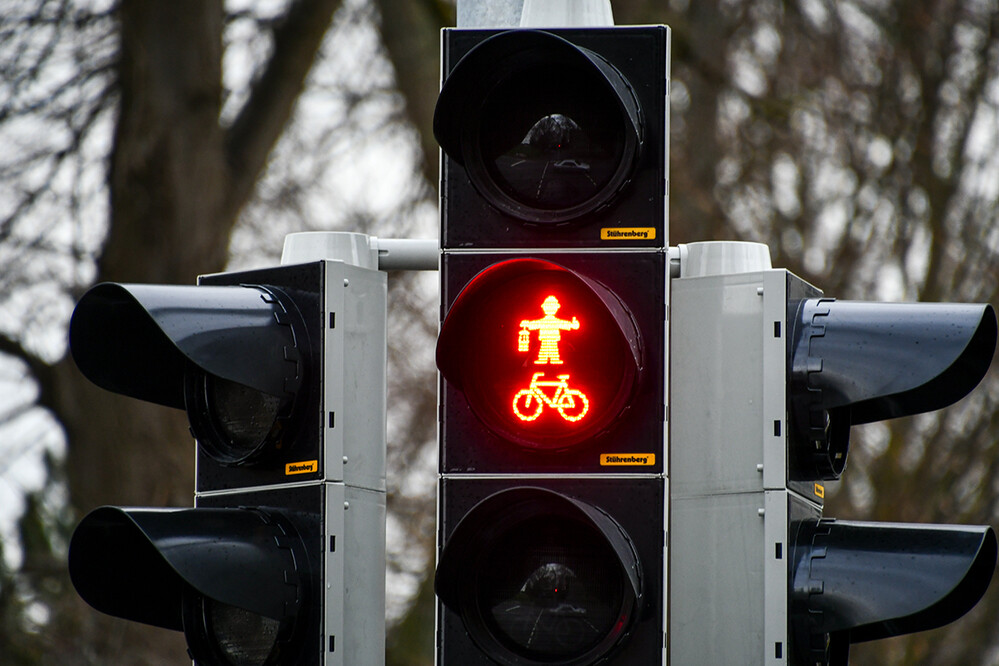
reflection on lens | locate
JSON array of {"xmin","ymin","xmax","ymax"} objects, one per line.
[
  {"xmin": 490, "ymin": 109, "xmax": 621, "ymax": 212},
  {"xmin": 473, "ymin": 63, "xmax": 631, "ymax": 221},
  {"xmin": 478, "ymin": 517, "xmax": 625, "ymax": 659},
  {"xmin": 205, "ymin": 598, "xmax": 281, "ymax": 666},
  {"xmin": 523, "ymin": 114, "xmax": 581, "ymax": 150}
]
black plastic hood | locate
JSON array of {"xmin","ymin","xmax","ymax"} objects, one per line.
[
  {"xmin": 790, "ymin": 299, "xmax": 996, "ymax": 425},
  {"xmin": 787, "ymin": 299, "xmax": 996, "ymax": 479},
  {"xmin": 791, "ymin": 518, "xmax": 997, "ymax": 656},
  {"xmin": 68, "ymin": 506, "xmax": 307, "ymax": 632},
  {"xmin": 69, "ymin": 283, "xmax": 305, "ymax": 410}
]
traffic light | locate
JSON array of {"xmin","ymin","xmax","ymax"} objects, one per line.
[
  {"xmin": 433, "ymin": 25, "xmax": 670, "ymax": 665},
  {"xmin": 669, "ymin": 241, "xmax": 997, "ymax": 665},
  {"xmin": 67, "ymin": 249, "xmax": 387, "ymax": 665},
  {"xmin": 435, "ymin": 26, "xmax": 668, "ymax": 247}
]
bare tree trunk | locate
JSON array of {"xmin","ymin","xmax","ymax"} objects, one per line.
[
  {"xmin": 374, "ymin": 0, "xmax": 453, "ymax": 189},
  {"xmin": 28, "ymin": 1, "xmax": 342, "ymax": 661}
]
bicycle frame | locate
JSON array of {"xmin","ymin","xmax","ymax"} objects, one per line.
[{"xmin": 512, "ymin": 372, "xmax": 589, "ymax": 423}]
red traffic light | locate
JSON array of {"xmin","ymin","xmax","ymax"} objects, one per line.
[{"xmin": 437, "ymin": 258, "xmax": 642, "ymax": 451}]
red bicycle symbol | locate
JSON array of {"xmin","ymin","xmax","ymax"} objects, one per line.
[{"xmin": 512, "ymin": 372, "xmax": 589, "ymax": 423}]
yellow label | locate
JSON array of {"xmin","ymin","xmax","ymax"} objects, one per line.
[
  {"xmin": 285, "ymin": 460, "xmax": 318, "ymax": 475},
  {"xmin": 600, "ymin": 453, "xmax": 656, "ymax": 466},
  {"xmin": 814, "ymin": 483, "xmax": 825, "ymax": 499},
  {"xmin": 601, "ymin": 227, "xmax": 656, "ymax": 241}
]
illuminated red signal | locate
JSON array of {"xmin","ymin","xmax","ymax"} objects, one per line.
[
  {"xmin": 512, "ymin": 372, "xmax": 590, "ymax": 423},
  {"xmin": 518, "ymin": 294, "xmax": 580, "ymax": 365},
  {"xmin": 437, "ymin": 258, "xmax": 642, "ymax": 450},
  {"xmin": 513, "ymin": 294, "xmax": 590, "ymax": 424}
]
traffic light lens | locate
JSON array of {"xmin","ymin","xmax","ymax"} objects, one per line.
[
  {"xmin": 184, "ymin": 593, "xmax": 285, "ymax": 666},
  {"xmin": 479, "ymin": 66, "xmax": 627, "ymax": 216},
  {"xmin": 438, "ymin": 259, "xmax": 642, "ymax": 451},
  {"xmin": 436, "ymin": 30, "xmax": 644, "ymax": 224},
  {"xmin": 437, "ymin": 488, "xmax": 643, "ymax": 664},
  {"xmin": 186, "ymin": 371, "xmax": 290, "ymax": 466},
  {"xmin": 477, "ymin": 516, "xmax": 626, "ymax": 660},
  {"xmin": 207, "ymin": 599, "xmax": 281, "ymax": 666},
  {"xmin": 464, "ymin": 274, "xmax": 628, "ymax": 446},
  {"xmin": 207, "ymin": 375, "xmax": 284, "ymax": 457}
]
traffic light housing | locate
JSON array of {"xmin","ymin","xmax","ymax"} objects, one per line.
[
  {"xmin": 433, "ymin": 25, "xmax": 670, "ymax": 665},
  {"xmin": 435, "ymin": 26, "xmax": 668, "ymax": 247},
  {"xmin": 435, "ymin": 481, "xmax": 661, "ymax": 666},
  {"xmin": 67, "ymin": 253, "xmax": 387, "ymax": 665},
  {"xmin": 437, "ymin": 253, "xmax": 663, "ymax": 467},
  {"xmin": 69, "ymin": 492, "xmax": 321, "ymax": 665},
  {"xmin": 669, "ymin": 241, "xmax": 997, "ymax": 665}
]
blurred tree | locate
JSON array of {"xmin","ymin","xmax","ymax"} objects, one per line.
[
  {"xmin": 1, "ymin": 0, "xmax": 998, "ymax": 664},
  {"xmin": 380, "ymin": 0, "xmax": 999, "ymax": 664},
  {"xmin": 649, "ymin": 1, "xmax": 999, "ymax": 663},
  {"xmin": 0, "ymin": 0, "xmax": 440, "ymax": 663},
  {"xmin": 0, "ymin": 0, "xmax": 447, "ymax": 660}
]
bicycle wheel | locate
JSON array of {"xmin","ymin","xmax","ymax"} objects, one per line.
[
  {"xmin": 556, "ymin": 389, "xmax": 589, "ymax": 422},
  {"xmin": 512, "ymin": 390, "xmax": 544, "ymax": 421}
]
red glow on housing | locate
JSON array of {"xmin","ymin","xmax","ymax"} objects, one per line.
[{"xmin": 437, "ymin": 258, "xmax": 641, "ymax": 450}]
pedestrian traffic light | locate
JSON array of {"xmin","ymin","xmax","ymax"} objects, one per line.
[
  {"xmin": 437, "ymin": 254, "xmax": 661, "ymax": 461},
  {"xmin": 669, "ymin": 241, "xmax": 997, "ymax": 665},
  {"xmin": 433, "ymin": 24, "xmax": 670, "ymax": 665},
  {"xmin": 67, "ymin": 249, "xmax": 388, "ymax": 665}
]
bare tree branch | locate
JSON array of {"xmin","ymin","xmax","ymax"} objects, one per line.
[
  {"xmin": 224, "ymin": 0, "xmax": 344, "ymax": 217},
  {"xmin": 372, "ymin": 0, "xmax": 453, "ymax": 189}
]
